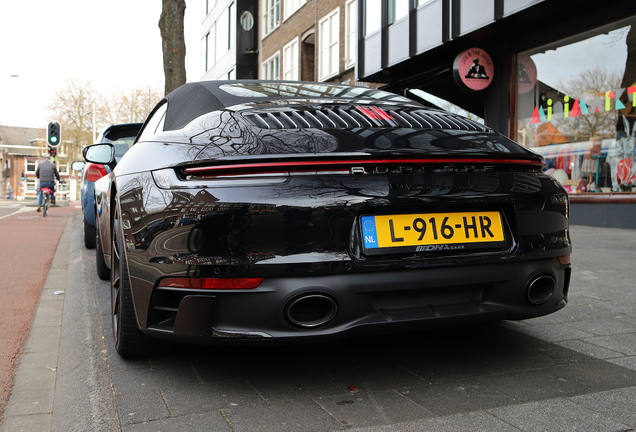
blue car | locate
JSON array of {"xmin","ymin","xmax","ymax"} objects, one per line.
[{"xmin": 78, "ymin": 124, "xmax": 142, "ymax": 264}]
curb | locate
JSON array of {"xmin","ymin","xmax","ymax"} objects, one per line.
[{"xmin": 0, "ymin": 211, "xmax": 118, "ymax": 432}]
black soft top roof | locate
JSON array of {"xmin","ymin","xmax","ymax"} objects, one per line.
[{"xmin": 161, "ymin": 80, "xmax": 417, "ymax": 131}]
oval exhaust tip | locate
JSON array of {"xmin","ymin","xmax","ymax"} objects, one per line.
[{"xmin": 284, "ymin": 293, "xmax": 338, "ymax": 328}]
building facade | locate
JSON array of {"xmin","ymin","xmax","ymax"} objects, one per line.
[
  {"xmin": 357, "ymin": 0, "xmax": 636, "ymax": 228},
  {"xmin": 1, "ymin": 126, "xmax": 72, "ymax": 201},
  {"xmin": 259, "ymin": 0, "xmax": 358, "ymax": 84},
  {"xmin": 201, "ymin": 0, "xmax": 260, "ymax": 80}
]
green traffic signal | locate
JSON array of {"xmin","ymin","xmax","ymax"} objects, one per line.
[{"xmin": 47, "ymin": 121, "xmax": 61, "ymax": 146}]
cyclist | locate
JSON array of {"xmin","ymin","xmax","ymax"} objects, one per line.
[{"xmin": 36, "ymin": 156, "xmax": 60, "ymax": 212}]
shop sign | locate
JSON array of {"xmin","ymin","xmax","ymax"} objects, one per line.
[{"xmin": 453, "ymin": 48, "xmax": 494, "ymax": 91}]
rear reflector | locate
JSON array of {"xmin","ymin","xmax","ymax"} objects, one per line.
[
  {"xmin": 158, "ymin": 277, "xmax": 263, "ymax": 290},
  {"xmin": 558, "ymin": 255, "xmax": 570, "ymax": 265}
]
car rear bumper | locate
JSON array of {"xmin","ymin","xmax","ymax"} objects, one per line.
[{"xmin": 136, "ymin": 256, "xmax": 570, "ymax": 344}]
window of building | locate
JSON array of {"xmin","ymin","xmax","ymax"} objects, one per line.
[
  {"xmin": 364, "ymin": 0, "xmax": 380, "ymax": 36},
  {"xmin": 284, "ymin": 0, "xmax": 306, "ymax": 20},
  {"xmin": 415, "ymin": 0, "xmax": 433, "ymax": 8},
  {"xmin": 388, "ymin": 0, "xmax": 409, "ymax": 25},
  {"xmin": 319, "ymin": 8, "xmax": 340, "ymax": 81},
  {"xmin": 228, "ymin": 68, "xmax": 236, "ymax": 80},
  {"xmin": 26, "ymin": 178, "xmax": 36, "ymax": 192},
  {"xmin": 264, "ymin": 0, "xmax": 280, "ymax": 36},
  {"xmin": 59, "ymin": 163, "xmax": 68, "ymax": 174},
  {"xmin": 203, "ymin": 0, "xmax": 217, "ymax": 17},
  {"xmin": 204, "ymin": 25, "xmax": 216, "ymax": 72},
  {"xmin": 283, "ymin": 38, "xmax": 299, "ymax": 80},
  {"xmin": 516, "ymin": 16, "xmax": 636, "ymax": 193},
  {"xmin": 345, "ymin": 0, "xmax": 357, "ymax": 69},
  {"xmin": 26, "ymin": 159, "xmax": 36, "ymax": 173},
  {"xmin": 229, "ymin": 2, "xmax": 236, "ymax": 50},
  {"xmin": 263, "ymin": 52, "xmax": 280, "ymax": 80},
  {"xmin": 216, "ymin": 7, "xmax": 229, "ymax": 62}
]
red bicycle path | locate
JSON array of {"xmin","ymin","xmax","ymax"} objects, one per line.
[{"xmin": 0, "ymin": 203, "xmax": 79, "ymax": 417}]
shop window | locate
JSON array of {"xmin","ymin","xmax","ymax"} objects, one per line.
[
  {"xmin": 516, "ymin": 17, "xmax": 636, "ymax": 193},
  {"xmin": 283, "ymin": 38, "xmax": 299, "ymax": 81},
  {"xmin": 319, "ymin": 8, "xmax": 340, "ymax": 81},
  {"xmin": 263, "ymin": 52, "xmax": 280, "ymax": 80}
]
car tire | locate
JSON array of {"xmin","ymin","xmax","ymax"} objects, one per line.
[
  {"xmin": 111, "ymin": 199, "xmax": 152, "ymax": 358},
  {"xmin": 84, "ymin": 216, "xmax": 96, "ymax": 249},
  {"xmin": 95, "ymin": 221, "xmax": 110, "ymax": 281}
]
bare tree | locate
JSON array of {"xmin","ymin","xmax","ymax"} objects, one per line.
[
  {"xmin": 47, "ymin": 78, "xmax": 103, "ymax": 159},
  {"xmin": 159, "ymin": 0, "xmax": 187, "ymax": 96},
  {"xmin": 103, "ymin": 87, "xmax": 163, "ymax": 125}
]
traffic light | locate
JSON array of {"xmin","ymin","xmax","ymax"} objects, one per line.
[
  {"xmin": 49, "ymin": 146, "xmax": 57, "ymax": 157},
  {"xmin": 47, "ymin": 121, "xmax": 61, "ymax": 146},
  {"xmin": 21, "ymin": 172, "xmax": 25, "ymax": 181}
]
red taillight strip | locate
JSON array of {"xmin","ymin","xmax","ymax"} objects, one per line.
[
  {"xmin": 184, "ymin": 158, "xmax": 545, "ymax": 176},
  {"xmin": 158, "ymin": 277, "xmax": 263, "ymax": 290}
]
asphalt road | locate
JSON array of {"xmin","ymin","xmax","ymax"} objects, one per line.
[{"xmin": 2, "ymin": 206, "xmax": 636, "ymax": 432}]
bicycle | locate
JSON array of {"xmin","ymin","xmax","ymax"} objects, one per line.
[{"xmin": 41, "ymin": 187, "xmax": 53, "ymax": 217}]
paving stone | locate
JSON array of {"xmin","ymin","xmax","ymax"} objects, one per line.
[
  {"xmin": 116, "ymin": 390, "xmax": 171, "ymax": 425},
  {"xmin": 223, "ymin": 399, "xmax": 345, "ymax": 432},
  {"xmin": 161, "ymin": 379, "xmax": 265, "ymax": 416},
  {"xmin": 314, "ymin": 390, "xmax": 433, "ymax": 429},
  {"xmin": 606, "ymin": 356, "xmax": 636, "ymax": 371},
  {"xmin": 397, "ymin": 379, "xmax": 514, "ymax": 416},
  {"xmin": 323, "ymin": 362, "xmax": 429, "ymax": 391},
  {"xmin": 568, "ymin": 387, "xmax": 636, "ymax": 428},
  {"xmin": 328, "ymin": 426, "xmax": 404, "ymax": 432},
  {"xmin": 488, "ymin": 397, "xmax": 631, "ymax": 432},
  {"xmin": 556, "ymin": 339, "xmax": 625, "ymax": 359},
  {"xmin": 402, "ymin": 411, "xmax": 520, "ymax": 432},
  {"xmin": 564, "ymin": 318, "xmax": 636, "ymax": 336},
  {"xmin": 583, "ymin": 333, "xmax": 636, "ymax": 356},
  {"xmin": 121, "ymin": 411, "xmax": 231, "ymax": 432},
  {"xmin": 0, "ymin": 413, "xmax": 52, "ymax": 432},
  {"xmin": 512, "ymin": 323, "xmax": 595, "ymax": 343},
  {"xmin": 2, "ymin": 388, "xmax": 55, "ymax": 416},
  {"xmin": 247, "ymin": 371, "xmax": 348, "ymax": 402},
  {"xmin": 475, "ymin": 368, "xmax": 591, "ymax": 402}
]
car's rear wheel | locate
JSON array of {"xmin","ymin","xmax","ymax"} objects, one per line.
[
  {"xmin": 84, "ymin": 216, "xmax": 96, "ymax": 249},
  {"xmin": 95, "ymin": 219, "xmax": 109, "ymax": 280},
  {"xmin": 111, "ymin": 199, "xmax": 151, "ymax": 358}
]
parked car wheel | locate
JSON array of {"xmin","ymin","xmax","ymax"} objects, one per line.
[
  {"xmin": 95, "ymin": 218, "xmax": 110, "ymax": 281},
  {"xmin": 84, "ymin": 216, "xmax": 96, "ymax": 249},
  {"xmin": 111, "ymin": 200, "xmax": 151, "ymax": 358}
]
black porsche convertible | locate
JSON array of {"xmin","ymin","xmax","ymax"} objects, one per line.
[{"xmin": 84, "ymin": 81, "xmax": 571, "ymax": 357}]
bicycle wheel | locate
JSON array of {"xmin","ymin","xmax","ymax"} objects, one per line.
[{"xmin": 43, "ymin": 194, "xmax": 50, "ymax": 217}]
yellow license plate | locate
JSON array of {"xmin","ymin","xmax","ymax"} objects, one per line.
[{"xmin": 361, "ymin": 211, "xmax": 504, "ymax": 252}]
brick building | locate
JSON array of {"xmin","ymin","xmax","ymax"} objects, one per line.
[
  {"xmin": 259, "ymin": 0, "xmax": 358, "ymax": 85},
  {"xmin": 201, "ymin": 0, "xmax": 359, "ymax": 85},
  {"xmin": 0, "ymin": 125, "xmax": 71, "ymax": 201}
]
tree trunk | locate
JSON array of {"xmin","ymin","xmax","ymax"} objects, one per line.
[{"xmin": 159, "ymin": 0, "xmax": 187, "ymax": 96}]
